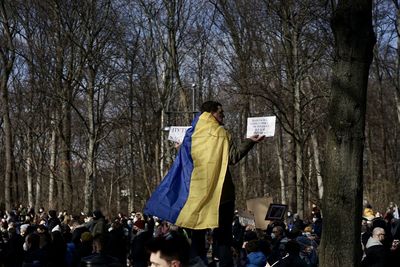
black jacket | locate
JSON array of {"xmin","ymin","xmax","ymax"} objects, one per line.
[{"xmin": 362, "ymin": 244, "xmax": 389, "ymax": 267}]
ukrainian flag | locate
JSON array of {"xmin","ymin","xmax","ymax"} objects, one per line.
[{"xmin": 144, "ymin": 112, "xmax": 230, "ymax": 229}]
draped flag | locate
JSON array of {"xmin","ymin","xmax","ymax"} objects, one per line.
[{"xmin": 144, "ymin": 112, "xmax": 230, "ymax": 229}]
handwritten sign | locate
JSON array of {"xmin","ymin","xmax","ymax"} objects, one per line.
[
  {"xmin": 167, "ymin": 126, "xmax": 191, "ymax": 143},
  {"xmin": 246, "ymin": 116, "xmax": 276, "ymax": 138},
  {"xmin": 237, "ymin": 210, "xmax": 256, "ymax": 227}
]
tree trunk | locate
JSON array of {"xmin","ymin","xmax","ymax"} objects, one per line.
[
  {"xmin": 128, "ymin": 68, "xmax": 136, "ymax": 213},
  {"xmin": 276, "ymin": 125, "xmax": 287, "ymax": 204},
  {"xmin": 138, "ymin": 139, "xmax": 152, "ymax": 198},
  {"xmin": 84, "ymin": 67, "xmax": 96, "ymax": 213},
  {"xmin": 0, "ymin": 1, "xmax": 15, "ymax": 210},
  {"xmin": 116, "ymin": 182, "xmax": 120, "ymax": 214},
  {"xmin": 60, "ymin": 92, "xmax": 72, "ymax": 210},
  {"xmin": 319, "ymin": 1, "xmax": 375, "ymax": 266},
  {"xmin": 311, "ymin": 132, "xmax": 323, "ymax": 201},
  {"xmin": 287, "ymin": 139, "xmax": 296, "ymax": 213},
  {"xmin": 26, "ymin": 130, "xmax": 34, "ymax": 208},
  {"xmin": 395, "ymin": 7, "xmax": 400, "ymax": 124},
  {"xmin": 35, "ymin": 162, "xmax": 42, "ymax": 212},
  {"xmin": 307, "ymin": 145, "xmax": 312, "ymax": 214},
  {"xmin": 53, "ymin": 2, "xmax": 73, "ymax": 210},
  {"xmin": 295, "ymin": 136, "xmax": 304, "ymax": 218},
  {"xmin": 240, "ymin": 108, "xmax": 248, "ymax": 201},
  {"xmin": 48, "ymin": 112, "xmax": 58, "ymax": 209},
  {"xmin": 160, "ymin": 108, "xmax": 166, "ymax": 180}
]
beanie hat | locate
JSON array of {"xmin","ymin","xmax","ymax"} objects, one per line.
[{"xmin": 134, "ymin": 220, "xmax": 145, "ymax": 230}]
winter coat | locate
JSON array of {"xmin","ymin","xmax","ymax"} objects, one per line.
[
  {"xmin": 129, "ymin": 230, "xmax": 152, "ymax": 267},
  {"xmin": 80, "ymin": 253, "xmax": 122, "ymax": 267},
  {"xmin": 91, "ymin": 218, "xmax": 107, "ymax": 237},
  {"xmin": 271, "ymin": 253, "xmax": 309, "ymax": 267},
  {"xmin": 246, "ymin": 251, "xmax": 267, "ymax": 267},
  {"xmin": 362, "ymin": 237, "xmax": 389, "ymax": 267}
]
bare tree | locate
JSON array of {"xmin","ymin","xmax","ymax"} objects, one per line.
[{"xmin": 0, "ymin": 0, "xmax": 16, "ymax": 210}]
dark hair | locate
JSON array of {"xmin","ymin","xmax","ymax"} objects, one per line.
[
  {"xmin": 48, "ymin": 210, "xmax": 57, "ymax": 218},
  {"xmin": 146, "ymin": 231, "xmax": 190, "ymax": 265},
  {"xmin": 37, "ymin": 224, "xmax": 47, "ymax": 232},
  {"xmin": 285, "ymin": 240, "xmax": 301, "ymax": 254},
  {"xmin": 245, "ymin": 240, "xmax": 260, "ymax": 253},
  {"xmin": 200, "ymin": 101, "xmax": 222, "ymax": 113}
]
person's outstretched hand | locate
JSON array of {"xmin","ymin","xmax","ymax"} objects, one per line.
[
  {"xmin": 248, "ymin": 134, "xmax": 266, "ymax": 142},
  {"xmin": 174, "ymin": 142, "xmax": 181, "ymax": 149}
]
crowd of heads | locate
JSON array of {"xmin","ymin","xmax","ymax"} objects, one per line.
[
  {"xmin": 0, "ymin": 204, "xmax": 202, "ymax": 267},
  {"xmin": 1, "ymin": 201, "xmax": 400, "ymax": 267}
]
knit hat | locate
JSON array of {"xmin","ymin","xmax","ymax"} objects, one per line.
[{"xmin": 134, "ymin": 220, "xmax": 145, "ymax": 230}]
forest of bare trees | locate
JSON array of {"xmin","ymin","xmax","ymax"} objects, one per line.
[{"xmin": 0, "ymin": 0, "xmax": 398, "ymax": 227}]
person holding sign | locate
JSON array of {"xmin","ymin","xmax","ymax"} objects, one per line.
[{"xmin": 144, "ymin": 101, "xmax": 265, "ymax": 266}]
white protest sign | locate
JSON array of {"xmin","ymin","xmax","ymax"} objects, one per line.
[
  {"xmin": 167, "ymin": 126, "xmax": 191, "ymax": 143},
  {"xmin": 246, "ymin": 116, "xmax": 276, "ymax": 138}
]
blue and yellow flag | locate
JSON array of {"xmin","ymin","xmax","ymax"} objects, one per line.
[{"xmin": 144, "ymin": 112, "xmax": 230, "ymax": 229}]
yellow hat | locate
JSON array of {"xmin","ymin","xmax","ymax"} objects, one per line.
[{"xmin": 363, "ymin": 208, "xmax": 375, "ymax": 221}]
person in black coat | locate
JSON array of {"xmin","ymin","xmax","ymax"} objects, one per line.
[
  {"xmin": 129, "ymin": 221, "xmax": 153, "ymax": 267},
  {"xmin": 362, "ymin": 227, "xmax": 389, "ymax": 267},
  {"xmin": 47, "ymin": 210, "xmax": 61, "ymax": 232},
  {"xmin": 388, "ymin": 239, "xmax": 400, "ymax": 266},
  {"xmin": 80, "ymin": 234, "xmax": 122, "ymax": 267},
  {"xmin": 272, "ymin": 240, "xmax": 308, "ymax": 267},
  {"xmin": 107, "ymin": 220, "xmax": 127, "ymax": 265},
  {"xmin": 70, "ymin": 231, "xmax": 93, "ymax": 267},
  {"xmin": 48, "ymin": 230, "xmax": 67, "ymax": 267},
  {"xmin": 1, "ymin": 227, "xmax": 24, "ymax": 267},
  {"xmin": 22, "ymin": 233, "xmax": 48, "ymax": 267}
]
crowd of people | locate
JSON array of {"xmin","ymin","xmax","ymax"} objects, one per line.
[{"xmin": 0, "ymin": 202, "xmax": 400, "ymax": 267}]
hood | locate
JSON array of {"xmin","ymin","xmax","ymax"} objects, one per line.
[
  {"xmin": 366, "ymin": 237, "xmax": 382, "ymax": 249},
  {"xmin": 247, "ymin": 251, "xmax": 267, "ymax": 264}
]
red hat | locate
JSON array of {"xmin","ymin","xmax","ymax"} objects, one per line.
[{"xmin": 134, "ymin": 220, "xmax": 145, "ymax": 230}]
